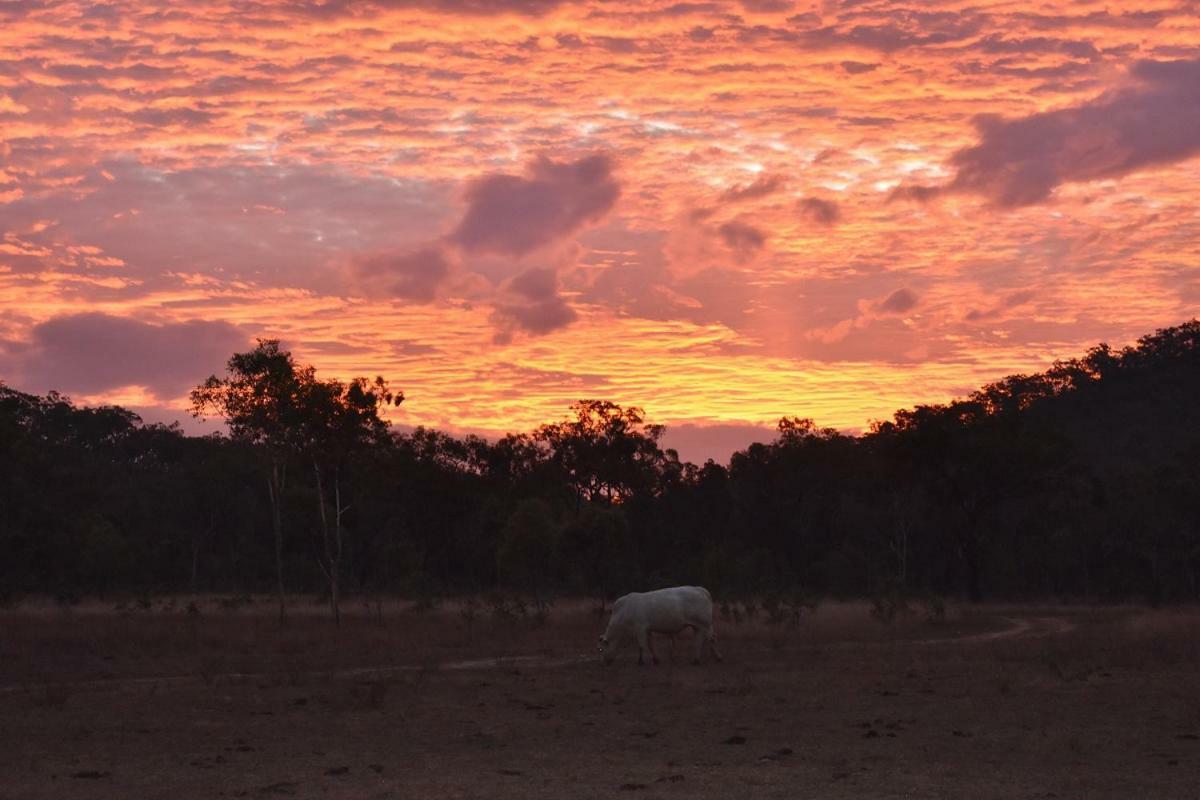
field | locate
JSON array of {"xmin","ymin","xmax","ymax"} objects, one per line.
[{"xmin": 2, "ymin": 597, "xmax": 1199, "ymax": 799}]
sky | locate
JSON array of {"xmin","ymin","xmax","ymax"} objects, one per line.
[{"xmin": 1, "ymin": 0, "xmax": 1198, "ymax": 463}]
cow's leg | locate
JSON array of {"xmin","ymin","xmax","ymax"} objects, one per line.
[
  {"xmin": 637, "ymin": 629, "xmax": 651, "ymax": 666},
  {"xmin": 645, "ymin": 632, "xmax": 660, "ymax": 665},
  {"xmin": 692, "ymin": 626, "xmax": 705, "ymax": 664}
]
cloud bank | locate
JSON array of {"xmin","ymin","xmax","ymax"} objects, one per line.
[
  {"xmin": 1, "ymin": 313, "xmax": 247, "ymax": 399},
  {"xmin": 896, "ymin": 59, "xmax": 1200, "ymax": 207}
]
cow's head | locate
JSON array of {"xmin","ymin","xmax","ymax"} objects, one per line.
[{"xmin": 597, "ymin": 635, "xmax": 614, "ymax": 665}]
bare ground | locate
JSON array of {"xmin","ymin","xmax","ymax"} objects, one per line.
[{"xmin": 1, "ymin": 599, "xmax": 1199, "ymax": 799}]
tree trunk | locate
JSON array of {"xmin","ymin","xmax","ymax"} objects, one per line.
[
  {"xmin": 332, "ymin": 466, "xmax": 345, "ymax": 626},
  {"xmin": 267, "ymin": 460, "xmax": 288, "ymax": 625},
  {"xmin": 190, "ymin": 538, "xmax": 200, "ymax": 597},
  {"xmin": 191, "ymin": 512, "xmax": 215, "ymax": 597},
  {"xmin": 313, "ymin": 459, "xmax": 342, "ymax": 625},
  {"xmin": 961, "ymin": 531, "xmax": 983, "ymax": 603}
]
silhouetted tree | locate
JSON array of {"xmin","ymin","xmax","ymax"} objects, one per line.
[
  {"xmin": 298, "ymin": 373, "xmax": 401, "ymax": 623},
  {"xmin": 191, "ymin": 340, "xmax": 305, "ymax": 622},
  {"xmin": 535, "ymin": 400, "xmax": 668, "ymax": 507},
  {"xmin": 562, "ymin": 504, "xmax": 634, "ymax": 608},
  {"xmin": 5, "ymin": 320, "xmax": 1200, "ymax": 606},
  {"xmin": 497, "ymin": 498, "xmax": 560, "ymax": 607}
]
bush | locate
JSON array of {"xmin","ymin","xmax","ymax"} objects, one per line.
[
  {"xmin": 870, "ymin": 577, "xmax": 913, "ymax": 624},
  {"xmin": 496, "ymin": 499, "xmax": 560, "ymax": 607}
]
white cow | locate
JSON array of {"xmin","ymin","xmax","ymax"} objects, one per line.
[{"xmin": 598, "ymin": 586, "xmax": 723, "ymax": 665}]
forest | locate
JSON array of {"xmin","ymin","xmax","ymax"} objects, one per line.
[{"xmin": 2, "ymin": 320, "xmax": 1199, "ymax": 615}]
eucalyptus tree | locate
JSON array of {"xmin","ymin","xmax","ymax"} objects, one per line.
[
  {"xmin": 298, "ymin": 374, "xmax": 401, "ymax": 623},
  {"xmin": 191, "ymin": 340, "xmax": 306, "ymax": 623}
]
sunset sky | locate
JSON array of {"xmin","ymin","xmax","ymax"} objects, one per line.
[{"xmin": 1, "ymin": 0, "xmax": 1198, "ymax": 462}]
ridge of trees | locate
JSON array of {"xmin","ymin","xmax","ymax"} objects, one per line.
[{"xmin": 2, "ymin": 321, "xmax": 1199, "ymax": 610}]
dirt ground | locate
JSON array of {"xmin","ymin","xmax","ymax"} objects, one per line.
[{"xmin": 1, "ymin": 598, "xmax": 1199, "ymax": 799}]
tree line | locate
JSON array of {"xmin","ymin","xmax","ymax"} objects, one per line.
[{"xmin": 2, "ymin": 320, "xmax": 1199, "ymax": 616}]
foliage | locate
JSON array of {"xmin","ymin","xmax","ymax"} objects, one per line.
[{"xmin": 3, "ymin": 320, "xmax": 1200, "ymax": 605}]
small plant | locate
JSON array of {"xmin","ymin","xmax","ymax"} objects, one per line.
[
  {"xmin": 217, "ymin": 594, "xmax": 253, "ymax": 611},
  {"xmin": 412, "ymin": 595, "xmax": 440, "ymax": 613},
  {"xmin": 870, "ymin": 578, "xmax": 912, "ymax": 624},
  {"xmin": 487, "ymin": 593, "xmax": 516, "ymax": 625},
  {"xmin": 459, "ymin": 596, "xmax": 480, "ymax": 632},
  {"xmin": 409, "ymin": 576, "xmax": 442, "ymax": 613},
  {"xmin": 924, "ymin": 594, "xmax": 947, "ymax": 625},
  {"xmin": 762, "ymin": 589, "xmax": 818, "ymax": 631}
]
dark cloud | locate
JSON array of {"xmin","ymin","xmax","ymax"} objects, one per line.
[
  {"xmin": 389, "ymin": 339, "xmax": 441, "ymax": 357},
  {"xmin": 965, "ymin": 289, "xmax": 1035, "ymax": 321},
  {"xmin": 739, "ymin": 0, "xmax": 792, "ymax": 11},
  {"xmin": 974, "ymin": 34, "xmax": 1100, "ymax": 61},
  {"xmin": 840, "ymin": 60, "xmax": 879, "ymax": 74},
  {"xmin": 1, "ymin": 313, "xmax": 247, "ymax": 398},
  {"xmin": 894, "ymin": 59, "xmax": 1200, "ymax": 207},
  {"xmin": 127, "ymin": 107, "xmax": 218, "ymax": 127},
  {"xmin": 844, "ymin": 115, "xmax": 895, "ymax": 127},
  {"xmin": 592, "ymin": 36, "xmax": 641, "ymax": 54},
  {"xmin": 789, "ymin": 11, "xmax": 986, "ymax": 53},
  {"xmin": 352, "ymin": 246, "xmax": 451, "ymax": 302},
  {"xmin": 490, "ymin": 266, "xmax": 577, "ymax": 342},
  {"xmin": 289, "ymin": 0, "xmax": 569, "ymax": 18},
  {"xmin": 716, "ymin": 220, "xmax": 766, "ymax": 256},
  {"xmin": 508, "ymin": 265, "xmax": 558, "ymax": 300},
  {"xmin": 798, "ymin": 196, "xmax": 840, "ymax": 225},
  {"xmin": 1015, "ymin": 10, "xmax": 1167, "ymax": 31},
  {"xmin": 719, "ymin": 174, "xmax": 785, "ymax": 203},
  {"xmin": 656, "ymin": 2, "xmax": 724, "ymax": 17},
  {"xmin": 876, "ymin": 287, "xmax": 917, "ymax": 314},
  {"xmin": 957, "ymin": 59, "xmax": 1095, "ymax": 82},
  {"xmin": 450, "ymin": 154, "xmax": 620, "ymax": 257}
]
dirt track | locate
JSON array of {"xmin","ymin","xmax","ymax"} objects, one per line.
[
  {"xmin": 0, "ymin": 612, "xmax": 1071, "ymax": 696},
  {"xmin": 1, "ymin": 604, "xmax": 1197, "ymax": 799}
]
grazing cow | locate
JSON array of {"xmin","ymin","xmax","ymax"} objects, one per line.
[{"xmin": 598, "ymin": 586, "xmax": 723, "ymax": 665}]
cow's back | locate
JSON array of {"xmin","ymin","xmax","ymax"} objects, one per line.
[{"xmin": 639, "ymin": 586, "xmax": 713, "ymax": 630}]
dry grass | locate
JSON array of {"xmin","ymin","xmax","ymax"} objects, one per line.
[
  {"xmin": 2, "ymin": 599, "xmax": 1199, "ymax": 799},
  {"xmin": 0, "ymin": 595, "xmax": 984, "ymax": 687}
]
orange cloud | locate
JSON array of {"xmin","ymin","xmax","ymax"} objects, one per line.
[{"xmin": 1, "ymin": 0, "xmax": 1198, "ymax": 459}]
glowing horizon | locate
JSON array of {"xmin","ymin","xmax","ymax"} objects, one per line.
[{"xmin": 2, "ymin": 0, "xmax": 1198, "ymax": 462}]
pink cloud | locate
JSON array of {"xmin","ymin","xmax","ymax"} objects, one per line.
[
  {"xmin": 798, "ymin": 196, "xmax": 840, "ymax": 226},
  {"xmin": 895, "ymin": 59, "xmax": 1200, "ymax": 207},
  {"xmin": 1, "ymin": 312, "xmax": 248, "ymax": 399},
  {"xmin": 450, "ymin": 154, "xmax": 620, "ymax": 258},
  {"xmin": 351, "ymin": 246, "xmax": 453, "ymax": 302},
  {"xmin": 490, "ymin": 266, "xmax": 577, "ymax": 342}
]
